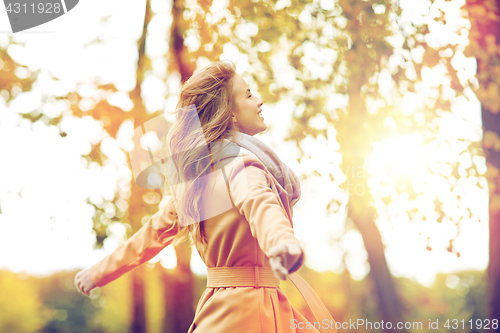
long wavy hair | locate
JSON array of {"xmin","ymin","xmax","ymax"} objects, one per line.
[{"xmin": 163, "ymin": 60, "xmax": 237, "ymax": 253}]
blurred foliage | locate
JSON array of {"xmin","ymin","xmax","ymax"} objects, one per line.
[
  {"xmin": 463, "ymin": 0, "xmax": 500, "ymax": 207},
  {"xmin": 0, "ymin": 0, "xmax": 484, "ymax": 255},
  {"xmin": 0, "ymin": 0, "xmax": 494, "ymax": 330},
  {"xmin": 0, "ymin": 269, "xmax": 51, "ymax": 333},
  {"xmin": 91, "ymin": 270, "xmax": 131, "ymax": 333},
  {"xmin": 283, "ymin": 266, "xmax": 489, "ymax": 333},
  {"xmin": 0, "ymin": 39, "xmax": 37, "ymax": 102},
  {"xmin": 0, "ymin": 268, "xmax": 489, "ymax": 333},
  {"xmin": 464, "ymin": 0, "xmax": 500, "ymax": 113},
  {"xmin": 37, "ymin": 271, "xmax": 102, "ymax": 333},
  {"xmin": 0, "ymin": 265, "xmax": 209, "ymax": 333}
]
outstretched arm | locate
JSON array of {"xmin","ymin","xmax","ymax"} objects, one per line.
[
  {"xmin": 226, "ymin": 154, "xmax": 305, "ymax": 280},
  {"xmin": 75, "ymin": 199, "xmax": 179, "ymax": 295}
]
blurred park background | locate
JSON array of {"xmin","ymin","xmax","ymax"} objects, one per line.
[{"xmin": 1, "ymin": 0, "xmax": 499, "ymax": 332}]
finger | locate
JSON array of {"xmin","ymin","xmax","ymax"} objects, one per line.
[
  {"xmin": 271, "ymin": 262, "xmax": 286, "ymax": 280},
  {"xmin": 279, "ymin": 265, "xmax": 288, "ymax": 278},
  {"xmin": 269, "ymin": 257, "xmax": 282, "ymax": 272},
  {"xmin": 270, "ymin": 256, "xmax": 282, "ymax": 265},
  {"xmin": 286, "ymin": 244, "xmax": 302, "ymax": 256},
  {"xmin": 276, "ymin": 267, "xmax": 287, "ymax": 280},
  {"xmin": 79, "ymin": 283, "xmax": 85, "ymax": 295},
  {"xmin": 270, "ymin": 257, "xmax": 288, "ymax": 280},
  {"xmin": 268, "ymin": 245, "xmax": 287, "ymax": 258},
  {"xmin": 269, "ymin": 258, "xmax": 281, "ymax": 277}
]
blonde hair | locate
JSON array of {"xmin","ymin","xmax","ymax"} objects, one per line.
[{"xmin": 164, "ymin": 60, "xmax": 237, "ymax": 254}]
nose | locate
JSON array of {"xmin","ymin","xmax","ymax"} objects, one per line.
[{"xmin": 258, "ymin": 98, "xmax": 263, "ymax": 107}]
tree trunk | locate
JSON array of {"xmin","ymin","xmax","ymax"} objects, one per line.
[
  {"xmin": 159, "ymin": 1, "xmax": 197, "ymax": 331},
  {"xmin": 489, "ymin": 207, "xmax": 500, "ymax": 330},
  {"xmin": 157, "ymin": 240, "xmax": 196, "ymax": 333},
  {"xmin": 171, "ymin": 0, "xmax": 195, "ymax": 83},
  {"xmin": 482, "ymin": 105, "xmax": 500, "ymax": 328},
  {"xmin": 126, "ymin": 1, "xmax": 153, "ymax": 332},
  {"xmin": 128, "ymin": 178, "xmax": 150, "ymax": 333},
  {"xmin": 342, "ymin": 87, "xmax": 409, "ymax": 332},
  {"xmin": 130, "ymin": 266, "xmax": 147, "ymax": 333},
  {"xmin": 481, "ymin": 2, "xmax": 500, "ymax": 326},
  {"xmin": 345, "ymin": 194, "xmax": 409, "ymax": 332},
  {"xmin": 351, "ymin": 203, "xmax": 409, "ymax": 332},
  {"xmin": 465, "ymin": 0, "xmax": 500, "ymax": 327},
  {"xmin": 173, "ymin": 241, "xmax": 195, "ymax": 332}
]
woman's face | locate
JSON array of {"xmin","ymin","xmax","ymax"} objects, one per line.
[{"xmin": 231, "ymin": 75, "xmax": 265, "ymax": 136}]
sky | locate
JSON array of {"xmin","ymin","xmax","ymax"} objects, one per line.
[{"xmin": 0, "ymin": 0, "xmax": 489, "ymax": 288}]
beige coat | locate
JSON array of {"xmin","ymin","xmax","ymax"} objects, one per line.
[{"xmin": 89, "ymin": 145, "xmax": 335, "ymax": 333}]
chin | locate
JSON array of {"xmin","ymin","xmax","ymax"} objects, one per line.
[
  {"xmin": 254, "ymin": 124, "xmax": 267, "ymax": 134},
  {"xmin": 240, "ymin": 124, "xmax": 267, "ymax": 136}
]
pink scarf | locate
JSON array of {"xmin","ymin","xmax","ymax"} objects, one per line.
[{"xmin": 224, "ymin": 130, "xmax": 301, "ymax": 209}]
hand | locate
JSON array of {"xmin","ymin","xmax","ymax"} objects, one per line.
[
  {"xmin": 74, "ymin": 268, "xmax": 96, "ymax": 296},
  {"xmin": 268, "ymin": 243, "xmax": 303, "ymax": 281}
]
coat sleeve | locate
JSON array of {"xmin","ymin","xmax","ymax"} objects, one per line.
[
  {"xmin": 88, "ymin": 199, "xmax": 180, "ymax": 287},
  {"xmin": 226, "ymin": 155, "xmax": 305, "ymax": 274}
]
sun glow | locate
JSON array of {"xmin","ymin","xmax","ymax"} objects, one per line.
[
  {"xmin": 368, "ymin": 133, "xmax": 426, "ymax": 179},
  {"xmin": 365, "ymin": 132, "xmax": 488, "ymax": 285}
]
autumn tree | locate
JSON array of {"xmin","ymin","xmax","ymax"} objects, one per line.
[
  {"xmin": 463, "ymin": 0, "xmax": 500, "ymax": 327},
  {"xmin": 171, "ymin": 0, "xmax": 412, "ymax": 328},
  {"xmin": 0, "ymin": 1, "xmax": 193, "ymax": 331},
  {"xmin": 200, "ymin": 0, "xmax": 482, "ymax": 330},
  {"xmin": 1, "ymin": 1, "xmax": 489, "ymax": 332}
]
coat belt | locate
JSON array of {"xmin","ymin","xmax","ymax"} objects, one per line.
[
  {"xmin": 206, "ymin": 266, "xmax": 279, "ymax": 288},
  {"xmin": 206, "ymin": 266, "xmax": 337, "ymax": 333}
]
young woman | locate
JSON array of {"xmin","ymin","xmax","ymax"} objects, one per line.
[{"xmin": 74, "ymin": 61, "xmax": 335, "ymax": 333}]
